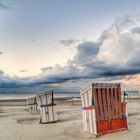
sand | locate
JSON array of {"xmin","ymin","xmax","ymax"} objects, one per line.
[{"xmin": 0, "ymin": 100, "xmax": 140, "ymax": 140}]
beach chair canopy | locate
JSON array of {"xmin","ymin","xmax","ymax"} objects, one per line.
[
  {"xmin": 27, "ymin": 97, "xmax": 37, "ymax": 105},
  {"xmin": 36, "ymin": 90, "xmax": 54, "ymax": 106}
]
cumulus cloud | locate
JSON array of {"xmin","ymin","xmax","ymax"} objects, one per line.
[
  {"xmin": 115, "ymin": 15, "xmax": 136, "ymax": 31},
  {"xmin": 72, "ymin": 41, "xmax": 100, "ymax": 66},
  {"xmin": 1, "ymin": 13, "xmax": 140, "ymax": 91},
  {"xmin": 97, "ymin": 25, "xmax": 134, "ymax": 65},
  {"xmin": 37, "ymin": 14, "xmax": 140, "ymax": 84},
  {"xmin": 115, "ymin": 13, "xmax": 140, "ymax": 32}
]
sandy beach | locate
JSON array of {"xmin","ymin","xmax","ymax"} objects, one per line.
[{"xmin": 0, "ymin": 99, "xmax": 140, "ymax": 140}]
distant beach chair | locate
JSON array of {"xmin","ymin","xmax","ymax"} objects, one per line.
[
  {"xmin": 124, "ymin": 90, "xmax": 140, "ymax": 100},
  {"xmin": 81, "ymin": 83, "xmax": 128, "ymax": 136},
  {"xmin": 36, "ymin": 90, "xmax": 58, "ymax": 124},
  {"xmin": 27, "ymin": 97, "xmax": 38, "ymax": 114}
]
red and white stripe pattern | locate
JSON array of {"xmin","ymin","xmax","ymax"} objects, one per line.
[
  {"xmin": 81, "ymin": 83, "xmax": 97, "ymax": 134},
  {"xmin": 81, "ymin": 83, "xmax": 128, "ymax": 135}
]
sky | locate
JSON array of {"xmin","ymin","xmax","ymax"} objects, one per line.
[{"xmin": 1, "ymin": 0, "xmax": 140, "ymax": 92}]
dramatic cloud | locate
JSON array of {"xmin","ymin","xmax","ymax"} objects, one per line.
[
  {"xmin": 72, "ymin": 41, "xmax": 100, "ymax": 66},
  {"xmin": 37, "ymin": 14, "xmax": 140, "ymax": 85},
  {"xmin": 1, "ymin": 13, "xmax": 140, "ymax": 91}
]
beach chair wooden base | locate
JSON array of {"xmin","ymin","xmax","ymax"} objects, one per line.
[{"xmin": 98, "ymin": 128, "xmax": 128, "ymax": 136}]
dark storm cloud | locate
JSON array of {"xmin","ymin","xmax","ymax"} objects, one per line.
[
  {"xmin": 1, "ymin": 14, "xmax": 140, "ymax": 91},
  {"xmin": 38, "ymin": 22, "xmax": 140, "ymax": 84}
]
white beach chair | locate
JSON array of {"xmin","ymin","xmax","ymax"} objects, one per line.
[
  {"xmin": 27, "ymin": 97, "xmax": 38, "ymax": 114},
  {"xmin": 36, "ymin": 90, "xmax": 58, "ymax": 124}
]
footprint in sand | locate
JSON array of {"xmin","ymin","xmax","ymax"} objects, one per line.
[{"xmin": 16, "ymin": 118, "xmax": 39, "ymax": 124}]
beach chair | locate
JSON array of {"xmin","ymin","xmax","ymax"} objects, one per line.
[
  {"xmin": 81, "ymin": 83, "xmax": 128, "ymax": 136},
  {"xmin": 36, "ymin": 90, "xmax": 58, "ymax": 124},
  {"xmin": 27, "ymin": 97, "xmax": 38, "ymax": 114}
]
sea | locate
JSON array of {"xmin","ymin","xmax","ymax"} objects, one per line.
[{"xmin": 0, "ymin": 90, "xmax": 80, "ymax": 100}]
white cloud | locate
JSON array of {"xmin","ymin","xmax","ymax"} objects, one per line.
[
  {"xmin": 1, "ymin": 13, "xmax": 140, "ymax": 91},
  {"xmin": 97, "ymin": 24, "xmax": 135, "ymax": 65}
]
